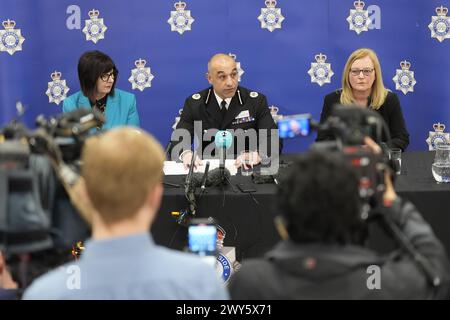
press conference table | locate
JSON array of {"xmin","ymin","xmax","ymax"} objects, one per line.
[{"xmin": 153, "ymin": 151, "xmax": 450, "ymax": 259}]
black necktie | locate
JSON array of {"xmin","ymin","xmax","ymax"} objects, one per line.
[{"xmin": 220, "ymin": 100, "xmax": 227, "ymax": 120}]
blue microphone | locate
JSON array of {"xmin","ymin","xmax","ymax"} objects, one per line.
[
  {"xmin": 214, "ymin": 130, "xmax": 233, "ymax": 149},
  {"xmin": 214, "ymin": 130, "xmax": 233, "ymax": 181}
]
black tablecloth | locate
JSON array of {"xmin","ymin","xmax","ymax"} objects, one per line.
[{"xmin": 153, "ymin": 151, "xmax": 450, "ymax": 259}]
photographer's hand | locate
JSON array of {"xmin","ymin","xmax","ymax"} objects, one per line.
[
  {"xmin": 0, "ymin": 252, "xmax": 18, "ymax": 290},
  {"xmin": 363, "ymin": 136, "xmax": 398, "ymax": 203},
  {"xmin": 363, "ymin": 136, "xmax": 382, "ymax": 154},
  {"xmin": 383, "ymin": 171, "xmax": 398, "ymax": 204}
]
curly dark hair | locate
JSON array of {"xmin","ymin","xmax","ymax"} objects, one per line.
[{"xmin": 278, "ymin": 151, "xmax": 365, "ymax": 245}]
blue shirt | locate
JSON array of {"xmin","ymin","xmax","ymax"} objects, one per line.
[
  {"xmin": 23, "ymin": 233, "xmax": 229, "ymax": 300},
  {"xmin": 62, "ymin": 89, "xmax": 140, "ymax": 129}
]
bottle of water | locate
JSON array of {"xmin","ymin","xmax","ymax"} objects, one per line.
[{"xmin": 432, "ymin": 144, "xmax": 450, "ymax": 183}]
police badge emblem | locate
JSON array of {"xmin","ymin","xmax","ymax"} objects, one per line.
[
  {"xmin": 167, "ymin": 1, "xmax": 195, "ymax": 35},
  {"xmin": 308, "ymin": 53, "xmax": 334, "ymax": 87},
  {"xmin": 128, "ymin": 58, "xmax": 155, "ymax": 92},
  {"xmin": 258, "ymin": 0, "xmax": 285, "ymax": 32},
  {"xmin": 45, "ymin": 71, "xmax": 70, "ymax": 106},
  {"xmin": 392, "ymin": 60, "xmax": 417, "ymax": 95},
  {"xmin": 426, "ymin": 123, "xmax": 450, "ymax": 150},
  {"xmin": 0, "ymin": 20, "xmax": 25, "ymax": 55},
  {"xmin": 428, "ymin": 6, "xmax": 450, "ymax": 42},
  {"xmin": 82, "ymin": 9, "xmax": 107, "ymax": 44},
  {"xmin": 228, "ymin": 53, "xmax": 244, "ymax": 82},
  {"xmin": 346, "ymin": 0, "xmax": 371, "ymax": 35}
]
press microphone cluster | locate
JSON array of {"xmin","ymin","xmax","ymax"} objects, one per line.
[{"xmin": 191, "ymin": 167, "xmax": 231, "ymax": 188}]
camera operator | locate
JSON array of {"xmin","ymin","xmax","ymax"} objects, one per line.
[{"xmin": 228, "ymin": 142, "xmax": 450, "ymax": 299}]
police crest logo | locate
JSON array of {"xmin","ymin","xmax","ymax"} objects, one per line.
[
  {"xmin": 257, "ymin": 0, "xmax": 285, "ymax": 32},
  {"xmin": 45, "ymin": 71, "xmax": 70, "ymax": 105},
  {"xmin": 346, "ymin": 0, "xmax": 371, "ymax": 35},
  {"xmin": 0, "ymin": 19, "xmax": 25, "ymax": 55},
  {"xmin": 167, "ymin": 1, "xmax": 195, "ymax": 35},
  {"xmin": 392, "ymin": 60, "xmax": 417, "ymax": 95},
  {"xmin": 426, "ymin": 123, "xmax": 450, "ymax": 151},
  {"xmin": 228, "ymin": 53, "xmax": 244, "ymax": 82},
  {"xmin": 428, "ymin": 6, "xmax": 450, "ymax": 42},
  {"xmin": 128, "ymin": 58, "xmax": 155, "ymax": 92},
  {"xmin": 307, "ymin": 53, "xmax": 334, "ymax": 87},
  {"xmin": 82, "ymin": 9, "xmax": 107, "ymax": 44}
]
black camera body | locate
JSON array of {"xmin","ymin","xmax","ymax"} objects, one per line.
[
  {"xmin": 283, "ymin": 104, "xmax": 391, "ymax": 211},
  {"xmin": 0, "ymin": 108, "xmax": 104, "ymax": 254}
]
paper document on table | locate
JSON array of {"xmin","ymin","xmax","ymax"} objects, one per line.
[{"xmin": 163, "ymin": 159, "xmax": 238, "ymax": 175}]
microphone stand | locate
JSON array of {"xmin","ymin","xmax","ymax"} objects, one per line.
[
  {"xmin": 198, "ymin": 161, "xmax": 210, "ymax": 198},
  {"xmin": 178, "ymin": 150, "xmax": 197, "ymax": 225}
]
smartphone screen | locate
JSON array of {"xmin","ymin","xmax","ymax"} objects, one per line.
[
  {"xmin": 278, "ymin": 114, "xmax": 311, "ymax": 138},
  {"xmin": 188, "ymin": 220, "xmax": 217, "ymax": 265}
]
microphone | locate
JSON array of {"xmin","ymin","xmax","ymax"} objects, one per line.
[
  {"xmin": 214, "ymin": 130, "xmax": 233, "ymax": 183},
  {"xmin": 200, "ymin": 161, "xmax": 210, "ymax": 191},
  {"xmin": 164, "ymin": 141, "xmax": 173, "ymax": 160},
  {"xmin": 184, "ymin": 150, "xmax": 197, "ymax": 194}
]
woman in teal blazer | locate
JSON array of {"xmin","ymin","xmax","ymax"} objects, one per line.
[{"xmin": 63, "ymin": 50, "xmax": 140, "ymax": 129}]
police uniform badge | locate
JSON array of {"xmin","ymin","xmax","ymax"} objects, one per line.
[
  {"xmin": 258, "ymin": 0, "xmax": 285, "ymax": 32},
  {"xmin": 82, "ymin": 9, "xmax": 107, "ymax": 44},
  {"xmin": 308, "ymin": 53, "xmax": 334, "ymax": 87},
  {"xmin": 228, "ymin": 53, "xmax": 244, "ymax": 82},
  {"xmin": 428, "ymin": 6, "xmax": 450, "ymax": 42},
  {"xmin": 0, "ymin": 20, "xmax": 25, "ymax": 55},
  {"xmin": 167, "ymin": 1, "xmax": 195, "ymax": 35},
  {"xmin": 128, "ymin": 59, "xmax": 154, "ymax": 92},
  {"xmin": 346, "ymin": 0, "xmax": 371, "ymax": 35},
  {"xmin": 426, "ymin": 123, "xmax": 449, "ymax": 150},
  {"xmin": 392, "ymin": 60, "xmax": 417, "ymax": 95},
  {"xmin": 45, "ymin": 71, "xmax": 70, "ymax": 106}
]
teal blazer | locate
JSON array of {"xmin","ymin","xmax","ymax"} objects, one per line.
[{"xmin": 62, "ymin": 88, "xmax": 140, "ymax": 129}]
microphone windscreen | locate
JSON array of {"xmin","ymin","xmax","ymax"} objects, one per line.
[
  {"xmin": 207, "ymin": 168, "xmax": 230, "ymax": 186},
  {"xmin": 191, "ymin": 172, "xmax": 204, "ymax": 187}
]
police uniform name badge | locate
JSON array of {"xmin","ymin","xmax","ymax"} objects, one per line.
[
  {"xmin": 308, "ymin": 53, "xmax": 334, "ymax": 87},
  {"xmin": 82, "ymin": 9, "xmax": 107, "ymax": 44},
  {"xmin": 392, "ymin": 60, "xmax": 417, "ymax": 95},
  {"xmin": 228, "ymin": 53, "xmax": 244, "ymax": 82},
  {"xmin": 0, "ymin": 20, "xmax": 25, "ymax": 55},
  {"xmin": 46, "ymin": 71, "xmax": 70, "ymax": 106},
  {"xmin": 429, "ymin": 6, "xmax": 450, "ymax": 42},
  {"xmin": 258, "ymin": 0, "xmax": 285, "ymax": 32},
  {"xmin": 347, "ymin": 0, "xmax": 371, "ymax": 35},
  {"xmin": 128, "ymin": 59, "xmax": 154, "ymax": 92},
  {"xmin": 167, "ymin": 1, "xmax": 195, "ymax": 35},
  {"xmin": 426, "ymin": 123, "xmax": 449, "ymax": 150}
]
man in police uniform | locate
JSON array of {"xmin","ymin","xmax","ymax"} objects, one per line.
[{"xmin": 173, "ymin": 53, "xmax": 279, "ymax": 168}]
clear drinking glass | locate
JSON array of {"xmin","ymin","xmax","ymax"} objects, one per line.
[
  {"xmin": 432, "ymin": 144, "xmax": 450, "ymax": 183},
  {"xmin": 389, "ymin": 148, "xmax": 402, "ymax": 175},
  {"xmin": 240, "ymin": 151, "xmax": 254, "ymax": 176}
]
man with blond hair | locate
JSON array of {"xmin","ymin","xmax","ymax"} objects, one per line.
[{"xmin": 23, "ymin": 127, "xmax": 228, "ymax": 300}]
